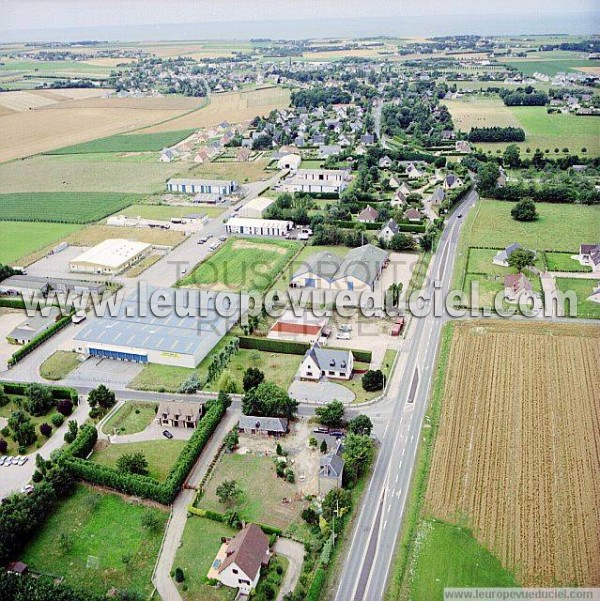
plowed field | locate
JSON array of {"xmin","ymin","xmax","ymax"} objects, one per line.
[{"xmin": 425, "ymin": 320, "xmax": 600, "ymax": 586}]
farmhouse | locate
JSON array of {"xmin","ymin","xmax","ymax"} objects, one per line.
[
  {"xmin": 578, "ymin": 243, "xmax": 600, "ymax": 269},
  {"xmin": 277, "ymin": 153, "xmax": 301, "ymax": 171},
  {"xmin": 166, "ymin": 178, "xmax": 238, "ymax": 196},
  {"xmin": 238, "ymin": 415, "xmax": 289, "ymax": 437},
  {"xmin": 238, "ymin": 197, "xmax": 275, "ymax": 219},
  {"xmin": 378, "ymin": 219, "xmax": 400, "ymax": 243},
  {"xmin": 7, "ymin": 307, "xmax": 61, "ymax": 345},
  {"xmin": 208, "ymin": 523, "xmax": 270, "ymax": 595},
  {"xmin": 225, "ymin": 217, "xmax": 293, "ymax": 237},
  {"xmin": 269, "ymin": 309, "xmax": 328, "ymax": 340},
  {"xmin": 73, "ymin": 288, "xmax": 244, "ymax": 368},
  {"xmin": 493, "ymin": 243, "xmax": 522, "ymax": 267},
  {"xmin": 300, "ymin": 343, "xmax": 353, "ymax": 380},
  {"xmin": 290, "ymin": 244, "xmax": 388, "ymax": 292},
  {"xmin": 319, "ymin": 441, "xmax": 345, "ymax": 496},
  {"xmin": 504, "ymin": 273, "xmax": 533, "ymax": 303},
  {"xmin": 357, "ymin": 204, "xmax": 380, "ymax": 223},
  {"xmin": 280, "ymin": 169, "xmax": 350, "ymax": 195},
  {"xmin": 157, "ymin": 400, "xmax": 203, "ymax": 429},
  {"xmin": 69, "ymin": 239, "xmax": 151, "ymax": 276}
]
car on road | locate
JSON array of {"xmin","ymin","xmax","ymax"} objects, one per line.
[
  {"xmin": 162, "ymin": 430, "xmax": 174, "ymax": 439},
  {"xmin": 197, "ymin": 237, "xmax": 207, "ymax": 244},
  {"xmin": 457, "ymin": 213, "xmax": 463, "ymax": 218},
  {"xmin": 20, "ymin": 484, "xmax": 34, "ymax": 495},
  {"xmin": 205, "ymin": 233, "xmax": 214, "ymax": 239}
]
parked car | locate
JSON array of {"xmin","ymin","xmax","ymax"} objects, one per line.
[
  {"xmin": 0, "ymin": 456, "xmax": 7, "ymax": 466},
  {"xmin": 339, "ymin": 324, "xmax": 352, "ymax": 332},
  {"xmin": 20, "ymin": 484, "xmax": 34, "ymax": 495},
  {"xmin": 219, "ymin": 234, "xmax": 228, "ymax": 242},
  {"xmin": 313, "ymin": 427, "xmax": 328, "ymax": 434},
  {"xmin": 162, "ymin": 430, "xmax": 174, "ymax": 440},
  {"xmin": 197, "ymin": 237, "xmax": 207, "ymax": 244},
  {"xmin": 17, "ymin": 457, "xmax": 28, "ymax": 466},
  {"xmin": 205, "ymin": 233, "xmax": 214, "ymax": 239},
  {"xmin": 336, "ymin": 331, "xmax": 351, "ymax": 340}
]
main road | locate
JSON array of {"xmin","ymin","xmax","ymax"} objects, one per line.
[{"xmin": 334, "ymin": 189, "xmax": 479, "ymax": 601}]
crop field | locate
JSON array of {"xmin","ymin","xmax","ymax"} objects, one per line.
[
  {"xmin": 183, "ymin": 159, "xmax": 270, "ymax": 183},
  {"xmin": 116, "ymin": 203, "xmax": 225, "ymax": 221},
  {"xmin": 61, "ymin": 224, "xmax": 185, "ymax": 248},
  {"xmin": 0, "ymin": 192, "xmax": 140, "ymax": 223},
  {"xmin": 178, "ymin": 237, "xmax": 300, "ymax": 292},
  {"xmin": 0, "ymin": 154, "xmax": 183, "ymax": 194},
  {"xmin": 142, "ymin": 87, "xmax": 291, "ymax": 133},
  {"xmin": 503, "ymin": 58, "xmax": 597, "ymax": 77},
  {"xmin": 46, "ymin": 129, "xmax": 196, "ymax": 154},
  {"xmin": 442, "ymin": 96, "xmax": 521, "ymax": 131},
  {"xmin": 0, "ymin": 221, "xmax": 81, "ymax": 264},
  {"xmin": 425, "ymin": 320, "xmax": 600, "ymax": 586}
]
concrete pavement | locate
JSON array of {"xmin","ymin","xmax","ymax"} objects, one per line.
[{"xmin": 273, "ymin": 537, "xmax": 305, "ymax": 601}]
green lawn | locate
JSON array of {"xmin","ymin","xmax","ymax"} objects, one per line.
[
  {"xmin": 91, "ymin": 439, "xmax": 186, "ymax": 482},
  {"xmin": 44, "ymin": 130, "xmax": 196, "ymax": 154},
  {"xmin": 555, "ymin": 277, "xmax": 600, "ymax": 319},
  {"xmin": 0, "ymin": 192, "xmax": 140, "ymax": 223},
  {"xmin": 467, "ymin": 200, "xmax": 600, "ymax": 252},
  {"xmin": 198, "ymin": 453, "xmax": 300, "ymax": 530},
  {"xmin": 0, "ymin": 221, "xmax": 81, "ymax": 264},
  {"xmin": 39, "ymin": 350, "xmax": 81, "ymax": 381},
  {"xmin": 503, "ymin": 58, "xmax": 595, "ymax": 77},
  {"xmin": 462, "ymin": 272, "xmax": 542, "ymax": 311},
  {"xmin": 21, "ymin": 484, "xmax": 168, "ymax": 598},
  {"xmin": 178, "ymin": 237, "xmax": 300, "ymax": 292},
  {"xmin": 0, "ymin": 395, "xmax": 63, "ymax": 455},
  {"xmin": 101, "ymin": 402, "xmax": 158, "ymax": 436},
  {"xmin": 545, "ymin": 251, "xmax": 591, "ymax": 273},
  {"xmin": 174, "ymin": 516, "xmax": 237, "ymax": 601},
  {"xmin": 346, "ymin": 350, "xmax": 397, "ymax": 404},
  {"xmin": 405, "ymin": 519, "xmax": 517, "ymax": 601},
  {"xmin": 466, "ymin": 247, "xmax": 544, "ymax": 275}
]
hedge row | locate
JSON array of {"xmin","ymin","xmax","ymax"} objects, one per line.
[
  {"xmin": 0, "ymin": 569, "xmax": 101, "ymax": 601},
  {"xmin": 64, "ymin": 424, "xmax": 97, "ymax": 459},
  {"xmin": 306, "ymin": 567, "xmax": 327, "ymax": 601},
  {"xmin": 333, "ymin": 220, "xmax": 427, "ymax": 233},
  {"xmin": 187, "ymin": 506, "xmax": 283, "ymax": 536},
  {"xmin": 1, "ymin": 381, "xmax": 77, "ymax": 404},
  {"xmin": 63, "ymin": 398, "xmax": 226, "ymax": 505},
  {"xmin": 9, "ymin": 312, "xmax": 73, "ymax": 366},
  {"xmin": 0, "ymin": 297, "xmax": 26, "ymax": 309}
]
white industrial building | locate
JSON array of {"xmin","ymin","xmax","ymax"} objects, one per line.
[
  {"xmin": 279, "ymin": 168, "xmax": 350, "ymax": 195},
  {"xmin": 277, "ymin": 153, "xmax": 301, "ymax": 171},
  {"xmin": 73, "ymin": 287, "xmax": 246, "ymax": 368},
  {"xmin": 69, "ymin": 239, "xmax": 151, "ymax": 276},
  {"xmin": 238, "ymin": 197, "xmax": 275, "ymax": 219},
  {"xmin": 166, "ymin": 178, "xmax": 238, "ymax": 196},
  {"xmin": 225, "ymin": 217, "xmax": 293, "ymax": 237}
]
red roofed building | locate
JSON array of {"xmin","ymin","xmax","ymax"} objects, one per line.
[{"xmin": 504, "ymin": 273, "xmax": 532, "ymax": 302}]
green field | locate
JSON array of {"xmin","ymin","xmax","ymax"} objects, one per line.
[
  {"xmin": 467, "ymin": 247, "xmax": 544, "ymax": 275},
  {"xmin": 405, "ymin": 519, "xmax": 518, "ymax": 601},
  {"xmin": 0, "ymin": 192, "xmax": 140, "ymax": 223},
  {"xmin": 174, "ymin": 516, "xmax": 237, "ymax": 601},
  {"xmin": 21, "ymin": 484, "xmax": 167, "ymax": 597},
  {"xmin": 45, "ymin": 129, "xmax": 196, "ymax": 154},
  {"xmin": 179, "ymin": 237, "xmax": 300, "ymax": 292},
  {"xmin": 101, "ymin": 402, "xmax": 158, "ymax": 436},
  {"xmin": 555, "ymin": 277, "xmax": 600, "ymax": 319},
  {"xmin": 39, "ymin": 351, "xmax": 81, "ymax": 380},
  {"xmin": 503, "ymin": 58, "xmax": 595, "ymax": 77},
  {"xmin": 0, "ymin": 155, "xmax": 183, "ymax": 194},
  {"xmin": 467, "ymin": 201, "xmax": 600, "ymax": 252},
  {"xmin": 0, "ymin": 221, "xmax": 81, "ymax": 263},
  {"xmin": 91, "ymin": 439, "xmax": 186, "ymax": 481}
]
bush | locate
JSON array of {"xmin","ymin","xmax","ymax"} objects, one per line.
[
  {"xmin": 51, "ymin": 413, "xmax": 65, "ymax": 427},
  {"xmin": 39, "ymin": 423, "xmax": 52, "ymax": 438},
  {"xmin": 56, "ymin": 399, "xmax": 73, "ymax": 416},
  {"xmin": 362, "ymin": 369, "xmax": 384, "ymax": 392},
  {"xmin": 174, "ymin": 567, "xmax": 185, "ymax": 583},
  {"xmin": 32, "ymin": 470, "xmax": 43, "ymax": 483}
]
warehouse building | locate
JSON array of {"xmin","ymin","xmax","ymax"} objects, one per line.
[
  {"xmin": 225, "ymin": 217, "xmax": 293, "ymax": 237},
  {"xmin": 69, "ymin": 239, "xmax": 152, "ymax": 276},
  {"xmin": 238, "ymin": 197, "xmax": 275, "ymax": 219},
  {"xmin": 277, "ymin": 153, "xmax": 301, "ymax": 171},
  {"xmin": 0, "ymin": 275, "xmax": 105, "ymax": 298},
  {"xmin": 7, "ymin": 307, "xmax": 61, "ymax": 345},
  {"xmin": 280, "ymin": 169, "xmax": 350, "ymax": 195},
  {"xmin": 73, "ymin": 287, "xmax": 246, "ymax": 368},
  {"xmin": 166, "ymin": 178, "xmax": 238, "ymax": 196}
]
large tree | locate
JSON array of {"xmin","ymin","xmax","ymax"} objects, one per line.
[
  {"xmin": 25, "ymin": 384, "xmax": 54, "ymax": 417},
  {"xmin": 242, "ymin": 367, "xmax": 264, "ymax": 392},
  {"xmin": 508, "ymin": 248, "xmax": 536, "ymax": 272},
  {"xmin": 343, "ymin": 434, "xmax": 375, "ymax": 483},
  {"xmin": 241, "ymin": 381, "xmax": 298, "ymax": 419},
  {"xmin": 116, "ymin": 452, "xmax": 149, "ymax": 476},
  {"xmin": 216, "ymin": 479, "xmax": 241, "ymax": 508},
  {"xmin": 348, "ymin": 414, "xmax": 373, "ymax": 436},
  {"xmin": 315, "ymin": 401, "xmax": 345, "ymax": 428},
  {"xmin": 476, "ymin": 161, "xmax": 500, "ymax": 194},
  {"xmin": 8, "ymin": 410, "xmax": 36, "ymax": 447},
  {"xmin": 511, "ymin": 199, "xmax": 538, "ymax": 222},
  {"xmin": 88, "ymin": 384, "xmax": 116, "ymax": 410}
]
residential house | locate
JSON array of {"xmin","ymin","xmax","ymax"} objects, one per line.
[
  {"xmin": 238, "ymin": 416, "xmax": 289, "ymax": 437},
  {"xmin": 319, "ymin": 441, "xmax": 345, "ymax": 496},
  {"xmin": 300, "ymin": 342, "xmax": 354, "ymax": 380},
  {"xmin": 378, "ymin": 155, "xmax": 393, "ymax": 169},
  {"xmin": 497, "ymin": 167, "xmax": 508, "ymax": 188},
  {"xmin": 441, "ymin": 129, "xmax": 456, "ymax": 141},
  {"xmin": 579, "ymin": 243, "xmax": 600, "ymax": 269},
  {"xmin": 404, "ymin": 208, "xmax": 423, "ymax": 223},
  {"xmin": 493, "ymin": 243, "xmax": 522, "ymax": 267},
  {"xmin": 455, "ymin": 140, "xmax": 471, "ymax": 153},
  {"xmin": 504, "ymin": 273, "xmax": 533, "ymax": 303},
  {"xmin": 391, "ymin": 189, "xmax": 408, "ymax": 207},
  {"xmin": 160, "ymin": 149, "xmax": 174, "ymax": 163},
  {"xmin": 379, "ymin": 219, "xmax": 400, "ymax": 243},
  {"xmin": 319, "ymin": 145, "xmax": 342, "ymax": 159},
  {"xmin": 443, "ymin": 174, "xmax": 463, "ymax": 190},
  {"xmin": 399, "ymin": 182, "xmax": 412, "ymax": 197},
  {"xmin": 357, "ymin": 204, "xmax": 380, "ymax": 223},
  {"xmin": 311, "ymin": 133, "xmax": 325, "ymax": 146},
  {"xmin": 361, "ymin": 133, "xmax": 375, "ymax": 145},
  {"xmin": 389, "ymin": 176, "xmax": 401, "ymax": 189},
  {"xmin": 236, "ymin": 148, "xmax": 251, "ymax": 162},
  {"xmin": 405, "ymin": 163, "xmax": 423, "ymax": 179},
  {"xmin": 208, "ymin": 523, "xmax": 270, "ymax": 595},
  {"xmin": 156, "ymin": 400, "xmax": 203, "ymax": 429},
  {"xmin": 429, "ymin": 187, "xmax": 445, "ymax": 205}
]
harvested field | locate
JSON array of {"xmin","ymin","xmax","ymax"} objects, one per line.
[
  {"xmin": 0, "ymin": 90, "xmax": 59, "ymax": 112},
  {"xmin": 182, "ymin": 159, "xmax": 270, "ymax": 183},
  {"xmin": 425, "ymin": 320, "xmax": 600, "ymax": 586},
  {"xmin": 62, "ymin": 224, "xmax": 185, "ymax": 248},
  {"xmin": 44, "ymin": 95, "xmax": 203, "ymax": 111},
  {"xmin": 142, "ymin": 87, "xmax": 290, "ymax": 133},
  {"xmin": 442, "ymin": 96, "xmax": 521, "ymax": 131}
]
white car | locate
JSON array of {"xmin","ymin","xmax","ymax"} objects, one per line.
[
  {"xmin": 336, "ymin": 331, "xmax": 351, "ymax": 340},
  {"xmin": 17, "ymin": 457, "xmax": 28, "ymax": 466},
  {"xmin": 0, "ymin": 456, "xmax": 7, "ymax": 466}
]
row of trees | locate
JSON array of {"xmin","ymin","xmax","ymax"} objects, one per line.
[
  {"xmin": 468, "ymin": 126, "xmax": 525, "ymax": 143},
  {"xmin": 500, "ymin": 88, "xmax": 548, "ymax": 107}
]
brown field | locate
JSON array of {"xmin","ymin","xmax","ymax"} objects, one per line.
[
  {"xmin": 576, "ymin": 66, "xmax": 600, "ymax": 76},
  {"xmin": 63, "ymin": 224, "xmax": 185, "ymax": 248},
  {"xmin": 442, "ymin": 96, "xmax": 522, "ymax": 130},
  {"xmin": 425, "ymin": 320, "xmax": 600, "ymax": 586},
  {"xmin": 44, "ymin": 96, "xmax": 203, "ymax": 111},
  {"xmin": 182, "ymin": 159, "xmax": 270, "ymax": 183},
  {"xmin": 142, "ymin": 87, "xmax": 290, "ymax": 133}
]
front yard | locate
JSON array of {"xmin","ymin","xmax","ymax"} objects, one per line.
[
  {"xmin": 21, "ymin": 484, "xmax": 168, "ymax": 598},
  {"xmin": 101, "ymin": 401, "xmax": 158, "ymax": 436}
]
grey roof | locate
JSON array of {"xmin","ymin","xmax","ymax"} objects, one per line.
[
  {"xmin": 333, "ymin": 244, "xmax": 388, "ymax": 287},
  {"xmin": 0, "ymin": 275, "xmax": 104, "ymax": 294},
  {"xmin": 429, "ymin": 187, "xmax": 445, "ymax": 203},
  {"xmin": 380, "ymin": 219, "xmax": 399, "ymax": 235},
  {"xmin": 239, "ymin": 415, "xmax": 289, "ymax": 433},
  {"xmin": 495, "ymin": 243, "xmax": 522, "ymax": 263},
  {"xmin": 8, "ymin": 307, "xmax": 60, "ymax": 343},
  {"xmin": 293, "ymin": 251, "xmax": 343, "ymax": 281},
  {"xmin": 74, "ymin": 287, "xmax": 244, "ymax": 357},
  {"xmin": 307, "ymin": 343, "xmax": 352, "ymax": 372},
  {"xmin": 319, "ymin": 451, "xmax": 345, "ymax": 478}
]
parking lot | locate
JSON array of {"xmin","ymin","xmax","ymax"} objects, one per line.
[
  {"xmin": 66, "ymin": 356, "xmax": 144, "ymax": 387},
  {"xmin": 25, "ymin": 245, "xmax": 93, "ymax": 280}
]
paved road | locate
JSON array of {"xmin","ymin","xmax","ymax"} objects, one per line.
[{"xmin": 333, "ymin": 190, "xmax": 479, "ymax": 601}]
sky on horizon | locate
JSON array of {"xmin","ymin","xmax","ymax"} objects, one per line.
[{"xmin": 5, "ymin": 0, "xmax": 599, "ymax": 32}]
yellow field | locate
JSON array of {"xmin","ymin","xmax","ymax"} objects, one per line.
[
  {"xmin": 442, "ymin": 96, "xmax": 522, "ymax": 131},
  {"xmin": 142, "ymin": 87, "xmax": 290, "ymax": 133},
  {"xmin": 426, "ymin": 320, "xmax": 600, "ymax": 586},
  {"xmin": 44, "ymin": 96, "xmax": 202, "ymax": 111},
  {"xmin": 63, "ymin": 224, "xmax": 185, "ymax": 248},
  {"xmin": 182, "ymin": 159, "xmax": 270, "ymax": 183}
]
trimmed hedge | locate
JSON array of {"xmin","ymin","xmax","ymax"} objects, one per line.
[
  {"xmin": 306, "ymin": 567, "xmax": 327, "ymax": 601},
  {"xmin": 1, "ymin": 381, "xmax": 78, "ymax": 404},
  {"xmin": 333, "ymin": 220, "xmax": 426, "ymax": 233},
  {"xmin": 239, "ymin": 336, "xmax": 310, "ymax": 356},
  {"xmin": 63, "ymin": 398, "xmax": 226, "ymax": 505},
  {"xmin": 9, "ymin": 312, "xmax": 73, "ymax": 366},
  {"xmin": 0, "ymin": 297, "xmax": 26, "ymax": 309},
  {"xmin": 186, "ymin": 506, "xmax": 283, "ymax": 535}
]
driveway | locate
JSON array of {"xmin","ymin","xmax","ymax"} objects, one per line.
[
  {"xmin": 288, "ymin": 379, "xmax": 354, "ymax": 404},
  {"xmin": 109, "ymin": 422, "xmax": 194, "ymax": 444},
  {"xmin": 273, "ymin": 538, "xmax": 304, "ymax": 601},
  {"xmin": 65, "ymin": 357, "xmax": 144, "ymax": 387}
]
